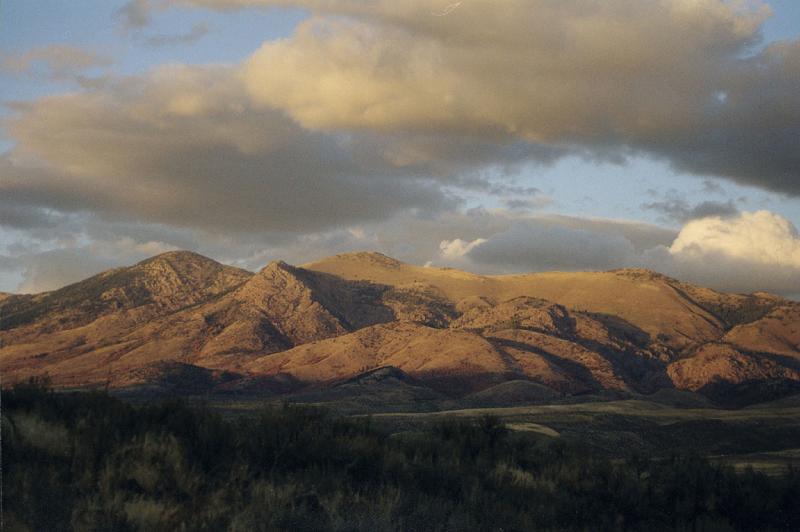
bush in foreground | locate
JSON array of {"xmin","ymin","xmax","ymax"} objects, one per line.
[{"xmin": 2, "ymin": 381, "xmax": 799, "ymax": 531}]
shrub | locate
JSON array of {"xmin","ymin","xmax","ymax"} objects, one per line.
[{"xmin": 3, "ymin": 383, "xmax": 799, "ymax": 531}]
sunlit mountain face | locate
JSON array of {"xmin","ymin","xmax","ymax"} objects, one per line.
[{"xmin": 2, "ymin": 250, "xmax": 798, "ymax": 408}]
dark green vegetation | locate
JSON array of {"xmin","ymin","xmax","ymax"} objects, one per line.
[
  {"xmin": 361, "ymin": 397, "xmax": 800, "ymax": 466},
  {"xmin": 3, "ymin": 381, "xmax": 800, "ymax": 531}
]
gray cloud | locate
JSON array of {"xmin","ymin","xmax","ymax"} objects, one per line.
[
  {"xmin": 13, "ymin": 249, "xmax": 122, "ymax": 293},
  {"xmin": 2, "ymin": 65, "xmax": 454, "ymax": 235},
  {"xmin": 503, "ymin": 198, "xmax": 551, "ymax": 211},
  {"xmin": 641, "ymin": 40, "xmax": 800, "ymax": 195},
  {"xmin": 5, "ymin": 203, "xmax": 798, "ymax": 299},
  {"xmin": 165, "ymin": 0, "xmax": 800, "ymax": 195},
  {"xmin": 464, "ymin": 222, "xmax": 639, "ymax": 272},
  {"xmin": 0, "ymin": 203, "xmax": 63, "ymax": 230},
  {"xmin": 8, "ymin": 1, "xmax": 795, "ymax": 247},
  {"xmin": 443, "ymin": 210, "xmax": 800, "ymax": 297},
  {"xmin": 0, "ymin": 206, "xmax": 676, "ymax": 293},
  {"xmin": 489, "ymin": 185, "xmax": 543, "ymax": 197},
  {"xmin": 0, "ymin": 254, "xmax": 20, "ymax": 272},
  {"xmin": 117, "ymin": 0, "xmax": 153, "ymax": 30},
  {"xmin": 3, "ymin": 0, "xmax": 799, "ymax": 298},
  {"xmin": 145, "ymin": 23, "xmax": 210, "ymax": 46},
  {"xmin": 642, "ymin": 198, "xmax": 739, "ymax": 224},
  {"xmin": 0, "ymin": 218, "xmax": 191, "ymax": 293},
  {"xmin": 643, "ymin": 246, "xmax": 800, "ymax": 298},
  {"xmin": 700, "ymin": 179, "xmax": 727, "ymax": 195},
  {"xmin": 530, "ymin": 214, "xmax": 678, "ymax": 254},
  {"xmin": 2, "ymin": 44, "xmax": 112, "ymax": 80}
]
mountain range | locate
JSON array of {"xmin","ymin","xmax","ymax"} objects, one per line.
[{"xmin": 1, "ymin": 250, "xmax": 799, "ymax": 408}]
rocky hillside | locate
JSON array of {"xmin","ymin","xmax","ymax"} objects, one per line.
[{"xmin": 1, "ymin": 251, "xmax": 798, "ymax": 406}]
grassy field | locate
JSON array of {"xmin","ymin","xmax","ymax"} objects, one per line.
[
  {"xmin": 362, "ymin": 400, "xmax": 800, "ymax": 464},
  {"xmin": 118, "ymin": 388, "xmax": 800, "ymax": 474},
  {"xmin": 357, "ymin": 399, "xmax": 800, "ymax": 472}
]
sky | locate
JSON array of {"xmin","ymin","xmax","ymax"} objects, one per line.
[{"xmin": 0, "ymin": 0, "xmax": 799, "ymax": 298}]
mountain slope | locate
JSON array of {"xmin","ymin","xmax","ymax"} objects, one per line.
[
  {"xmin": 244, "ymin": 321, "xmax": 513, "ymax": 393},
  {"xmin": 0, "ymin": 252, "xmax": 252, "ymax": 386},
  {"xmin": 304, "ymin": 254, "xmax": 734, "ymax": 349},
  {"xmin": 0, "ymin": 251, "xmax": 251, "ymax": 334},
  {"xmin": 1, "ymin": 250, "xmax": 798, "ymax": 406},
  {"xmin": 723, "ymin": 305, "xmax": 800, "ymax": 359},
  {"xmin": 1, "ymin": 257, "xmax": 394, "ymax": 386}
]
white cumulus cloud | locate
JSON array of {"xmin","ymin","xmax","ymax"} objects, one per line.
[
  {"xmin": 668, "ymin": 211, "xmax": 800, "ymax": 268},
  {"xmin": 646, "ymin": 211, "xmax": 800, "ymax": 296},
  {"xmin": 439, "ymin": 238, "xmax": 487, "ymax": 260}
]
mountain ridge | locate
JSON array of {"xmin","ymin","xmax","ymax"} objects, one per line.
[{"xmin": 2, "ymin": 250, "xmax": 798, "ymax": 407}]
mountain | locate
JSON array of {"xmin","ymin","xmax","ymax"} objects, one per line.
[
  {"xmin": 724, "ymin": 304, "xmax": 800, "ymax": 359},
  {"xmin": 304, "ymin": 255, "xmax": 730, "ymax": 349},
  {"xmin": 1, "ymin": 250, "xmax": 798, "ymax": 407},
  {"xmin": 1, "ymin": 251, "xmax": 251, "ymax": 332}
]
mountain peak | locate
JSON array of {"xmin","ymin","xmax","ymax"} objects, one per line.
[
  {"xmin": 328, "ymin": 251, "xmax": 404, "ymax": 269},
  {"xmin": 137, "ymin": 250, "xmax": 219, "ymax": 268},
  {"xmin": 751, "ymin": 291, "xmax": 784, "ymax": 300},
  {"xmin": 610, "ymin": 268, "xmax": 674, "ymax": 282},
  {"xmin": 145, "ymin": 249, "xmax": 206, "ymax": 260},
  {"xmin": 0, "ymin": 249, "xmax": 251, "ymax": 332},
  {"xmin": 259, "ymin": 259, "xmax": 293, "ymax": 274}
]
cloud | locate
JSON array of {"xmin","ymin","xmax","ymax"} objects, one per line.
[
  {"xmin": 3, "ymin": 0, "xmax": 799, "ymax": 298},
  {"xmin": 357, "ymin": 210, "xmax": 677, "ymax": 273},
  {"xmin": 458, "ymin": 223, "xmax": 640, "ymax": 272},
  {"xmin": 439, "ymin": 237, "xmax": 487, "ymax": 260},
  {"xmin": 9, "ymin": 1, "xmax": 794, "ymax": 247},
  {"xmin": 145, "ymin": 23, "xmax": 210, "ymax": 46},
  {"xmin": 422, "ymin": 211, "xmax": 677, "ymax": 273},
  {"xmin": 0, "ymin": 203, "xmax": 678, "ymax": 293},
  {"xmin": 117, "ymin": 0, "xmax": 154, "ymax": 30},
  {"xmin": 700, "ymin": 179, "xmax": 727, "ymax": 195},
  {"xmin": 639, "ymin": 211, "xmax": 800, "ymax": 296},
  {"xmin": 102, "ymin": 0, "xmax": 800, "ymax": 193},
  {"xmin": 0, "ymin": 217, "xmax": 187, "ymax": 293},
  {"xmin": 438, "ymin": 210, "xmax": 800, "ymax": 297},
  {"xmin": 641, "ymin": 40, "xmax": 800, "ymax": 194},
  {"xmin": 2, "ymin": 64, "xmax": 453, "ymax": 235},
  {"xmin": 2, "ymin": 44, "xmax": 112, "ymax": 80},
  {"xmin": 0, "ymin": 204, "xmax": 64, "ymax": 230},
  {"xmin": 5, "ymin": 200, "xmax": 797, "ymax": 298},
  {"xmin": 642, "ymin": 198, "xmax": 739, "ymax": 224},
  {"xmin": 193, "ymin": 0, "xmax": 797, "ymax": 195},
  {"xmin": 527, "ymin": 214, "xmax": 678, "ymax": 254},
  {"xmin": 667, "ymin": 210, "xmax": 800, "ymax": 269},
  {"xmin": 503, "ymin": 198, "xmax": 553, "ymax": 211}
]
